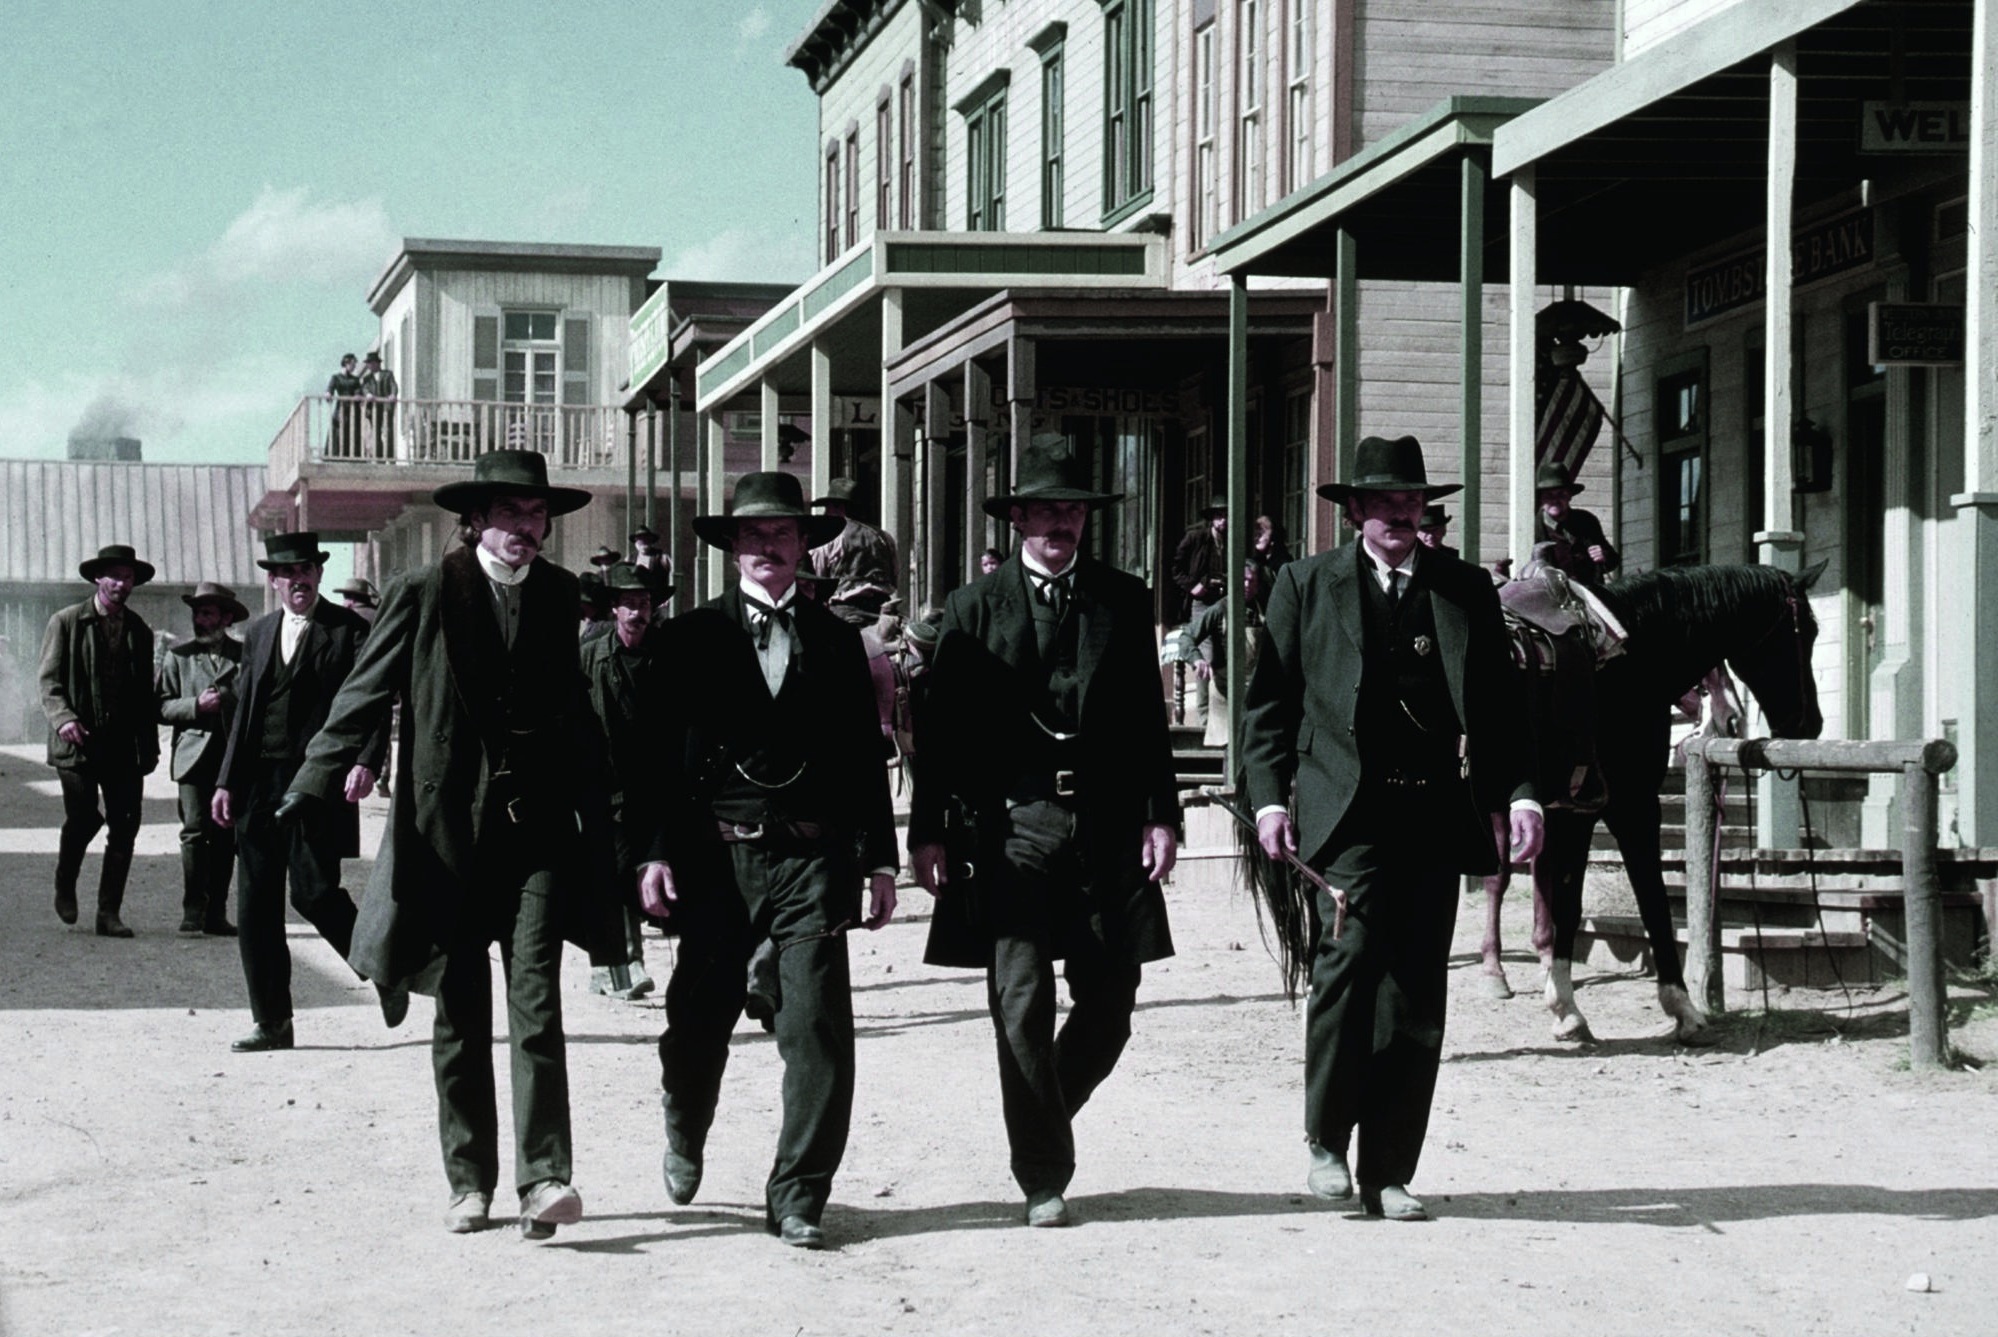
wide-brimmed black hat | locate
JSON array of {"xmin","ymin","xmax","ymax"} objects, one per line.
[
  {"xmin": 181, "ymin": 580, "xmax": 249, "ymax": 623},
  {"xmin": 694, "ymin": 471, "xmax": 845, "ymax": 551},
  {"xmin": 1420, "ymin": 504, "xmax": 1452, "ymax": 529},
  {"xmin": 1535, "ymin": 461, "xmax": 1584, "ymax": 494},
  {"xmin": 588, "ymin": 544, "xmax": 621, "ymax": 568},
  {"xmin": 362, "ymin": 350, "xmax": 383, "ymax": 365},
  {"xmin": 1316, "ymin": 435, "xmax": 1463, "ymax": 503},
  {"xmin": 432, "ymin": 449, "xmax": 592, "ymax": 518},
  {"xmin": 256, "ymin": 531, "xmax": 332, "ymax": 570},
  {"xmin": 333, "ymin": 577, "xmax": 378, "ymax": 608},
  {"xmin": 602, "ymin": 560, "xmax": 672, "ymax": 600},
  {"xmin": 983, "ymin": 438, "xmax": 1123, "ymax": 520},
  {"xmin": 78, "ymin": 543, "xmax": 156, "ymax": 585},
  {"xmin": 1197, "ymin": 498, "xmax": 1227, "ymax": 519},
  {"xmin": 811, "ymin": 477, "xmax": 861, "ymax": 507},
  {"xmin": 629, "ymin": 525, "xmax": 660, "ymax": 544}
]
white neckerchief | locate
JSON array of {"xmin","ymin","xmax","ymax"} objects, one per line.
[
  {"xmin": 1360, "ymin": 540, "xmax": 1419, "ymax": 597},
  {"xmin": 280, "ymin": 596, "xmax": 319, "ymax": 664},
  {"xmin": 739, "ymin": 577, "xmax": 798, "ymax": 696},
  {"xmin": 476, "ymin": 544, "xmax": 533, "ymax": 588}
]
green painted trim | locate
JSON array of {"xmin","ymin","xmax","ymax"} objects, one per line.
[
  {"xmin": 751, "ymin": 304, "xmax": 802, "ymax": 359},
  {"xmin": 1099, "ymin": 190, "xmax": 1157, "ymax": 230},
  {"xmin": 883, "ymin": 240, "xmax": 1148, "ymax": 276}
]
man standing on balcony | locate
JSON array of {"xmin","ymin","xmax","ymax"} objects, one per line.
[
  {"xmin": 285, "ymin": 450, "xmax": 623, "ymax": 1240},
  {"xmin": 909, "ymin": 442, "xmax": 1180, "ymax": 1230},
  {"xmin": 808, "ymin": 477, "xmax": 898, "ymax": 628},
  {"xmin": 637, "ymin": 471, "xmax": 897, "ymax": 1251},
  {"xmin": 38, "ymin": 544, "xmax": 161, "ymax": 936},
  {"xmin": 213, "ymin": 532, "xmax": 396, "ymax": 1052},
  {"xmin": 156, "ymin": 581, "xmax": 249, "ymax": 938},
  {"xmin": 362, "ymin": 350, "xmax": 399, "ymax": 459}
]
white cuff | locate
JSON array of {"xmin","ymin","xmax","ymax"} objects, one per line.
[
  {"xmin": 869, "ymin": 866, "xmax": 897, "ymax": 879},
  {"xmin": 1254, "ymin": 804, "xmax": 1288, "ymax": 821},
  {"xmin": 1509, "ymin": 799, "xmax": 1544, "ymax": 817}
]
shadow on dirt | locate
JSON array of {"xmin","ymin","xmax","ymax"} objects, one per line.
[{"xmin": 1438, "ymin": 1183, "xmax": 1998, "ymax": 1226}]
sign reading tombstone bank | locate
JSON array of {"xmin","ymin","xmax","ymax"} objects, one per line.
[
  {"xmin": 1867, "ymin": 303, "xmax": 1966, "ymax": 367},
  {"xmin": 1683, "ymin": 208, "xmax": 1874, "ymax": 328}
]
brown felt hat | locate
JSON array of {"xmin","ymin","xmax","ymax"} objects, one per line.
[{"xmin": 181, "ymin": 580, "xmax": 250, "ymax": 623}]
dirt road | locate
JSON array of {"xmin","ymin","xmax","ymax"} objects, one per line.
[{"xmin": 3, "ymin": 743, "xmax": 1994, "ymax": 1336}]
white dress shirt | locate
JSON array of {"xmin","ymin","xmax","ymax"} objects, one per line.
[
  {"xmin": 476, "ymin": 545, "xmax": 532, "ymax": 647},
  {"xmin": 279, "ymin": 596, "xmax": 319, "ymax": 665},
  {"xmin": 739, "ymin": 577, "xmax": 797, "ymax": 697}
]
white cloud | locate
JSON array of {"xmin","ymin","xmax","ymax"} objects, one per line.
[
  {"xmin": 736, "ymin": 6, "xmax": 773, "ymax": 54},
  {"xmin": 0, "ymin": 351, "xmax": 319, "ymax": 462},
  {"xmin": 662, "ymin": 226, "xmax": 812, "ymax": 284},
  {"xmin": 136, "ymin": 186, "xmax": 397, "ymax": 309}
]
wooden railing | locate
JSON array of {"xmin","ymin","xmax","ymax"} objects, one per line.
[
  {"xmin": 1683, "ymin": 736, "xmax": 1960, "ymax": 1069},
  {"xmin": 268, "ymin": 396, "xmax": 627, "ymax": 478}
]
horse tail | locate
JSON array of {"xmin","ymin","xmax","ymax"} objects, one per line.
[{"xmin": 1232, "ymin": 794, "xmax": 1319, "ymax": 1004}]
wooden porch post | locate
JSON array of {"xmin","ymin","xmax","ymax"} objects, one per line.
[
  {"xmin": 964, "ymin": 360, "xmax": 991, "ymax": 577},
  {"xmin": 811, "ymin": 340, "xmax": 834, "ymax": 505},
  {"xmin": 705, "ymin": 409, "xmax": 727, "ymax": 601},
  {"xmin": 1334, "ymin": 228, "xmax": 1359, "ymax": 484},
  {"xmin": 1227, "ymin": 276, "xmax": 1250, "ymax": 781},
  {"xmin": 1460, "ymin": 152, "xmax": 1487, "ymax": 561},
  {"xmin": 880, "ymin": 288, "xmax": 907, "ymax": 561},
  {"xmin": 760, "ymin": 380, "xmax": 782, "ymax": 471},
  {"xmin": 1508, "ymin": 164, "xmax": 1537, "ymax": 573}
]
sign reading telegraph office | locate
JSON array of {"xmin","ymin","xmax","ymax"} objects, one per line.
[{"xmin": 1683, "ymin": 208, "xmax": 1875, "ymax": 329}]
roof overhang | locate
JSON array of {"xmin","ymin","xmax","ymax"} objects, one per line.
[
  {"xmin": 693, "ymin": 230, "xmax": 1169, "ymax": 411},
  {"xmin": 1490, "ymin": 0, "xmax": 1974, "ymax": 285},
  {"xmin": 626, "ymin": 279, "xmax": 798, "ymax": 405},
  {"xmin": 1208, "ymin": 96, "xmax": 1543, "ymax": 281},
  {"xmin": 367, "ymin": 238, "xmax": 662, "ymax": 313}
]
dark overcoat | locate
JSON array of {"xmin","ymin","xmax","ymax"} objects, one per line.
[
  {"xmin": 288, "ymin": 546, "xmax": 623, "ymax": 987},
  {"xmin": 910, "ymin": 555, "xmax": 1180, "ymax": 967},
  {"xmin": 156, "ymin": 634, "xmax": 244, "ymax": 785},
  {"xmin": 38, "ymin": 598, "xmax": 158, "ymax": 775},
  {"xmin": 1239, "ymin": 540, "xmax": 1533, "ymax": 874}
]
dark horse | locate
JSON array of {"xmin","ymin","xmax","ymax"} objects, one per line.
[{"xmin": 1480, "ymin": 561, "xmax": 1825, "ymax": 1041}]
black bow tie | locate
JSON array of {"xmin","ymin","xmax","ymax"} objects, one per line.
[
  {"xmin": 1028, "ymin": 569, "xmax": 1074, "ymax": 618},
  {"xmin": 744, "ymin": 596, "xmax": 794, "ymax": 650}
]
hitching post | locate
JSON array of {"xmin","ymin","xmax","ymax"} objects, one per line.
[
  {"xmin": 1902, "ymin": 759, "xmax": 1946, "ymax": 1069},
  {"xmin": 1683, "ymin": 743, "xmax": 1722, "ymax": 1014}
]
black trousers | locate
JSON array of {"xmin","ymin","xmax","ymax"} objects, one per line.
[
  {"xmin": 1305, "ymin": 823, "xmax": 1460, "ymax": 1191},
  {"xmin": 433, "ymin": 867, "xmax": 570, "ymax": 1199},
  {"xmin": 177, "ymin": 779, "xmax": 234, "ymax": 927},
  {"xmin": 658, "ymin": 837, "xmax": 856, "ymax": 1226},
  {"xmin": 234, "ymin": 760, "xmax": 358, "ymax": 1027},
  {"xmin": 55, "ymin": 764, "xmax": 143, "ymax": 912},
  {"xmin": 987, "ymin": 799, "xmax": 1143, "ymax": 1197}
]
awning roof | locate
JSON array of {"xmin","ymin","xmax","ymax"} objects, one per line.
[
  {"xmin": 1491, "ymin": 0, "xmax": 1974, "ymax": 285},
  {"xmin": 1207, "ymin": 96, "xmax": 1543, "ymax": 281}
]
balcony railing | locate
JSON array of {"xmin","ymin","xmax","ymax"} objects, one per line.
[{"xmin": 268, "ymin": 395, "xmax": 626, "ymax": 488}]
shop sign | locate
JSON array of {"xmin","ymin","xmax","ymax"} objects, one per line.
[
  {"xmin": 1859, "ymin": 102, "xmax": 1971, "ymax": 155},
  {"xmin": 628, "ymin": 285, "xmax": 674, "ymax": 391},
  {"xmin": 1867, "ymin": 302, "xmax": 1965, "ymax": 367},
  {"xmin": 1036, "ymin": 386, "xmax": 1182, "ymax": 416},
  {"xmin": 1683, "ymin": 209, "xmax": 1874, "ymax": 328}
]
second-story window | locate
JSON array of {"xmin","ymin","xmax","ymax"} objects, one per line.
[
  {"xmin": 1287, "ymin": 2, "xmax": 1312, "ymax": 191},
  {"xmin": 898, "ymin": 73, "xmax": 917, "ymax": 228},
  {"xmin": 1237, "ymin": 0, "xmax": 1264, "ymax": 219},
  {"xmin": 1041, "ymin": 46, "xmax": 1065, "ymax": 229},
  {"xmin": 877, "ymin": 97, "xmax": 893, "ymax": 230},
  {"xmin": 1102, "ymin": 0, "xmax": 1154, "ymax": 221},
  {"xmin": 844, "ymin": 129, "xmax": 860, "ymax": 249},
  {"xmin": 502, "ymin": 310, "xmax": 559, "ymax": 406},
  {"xmin": 824, "ymin": 144, "xmax": 840, "ymax": 263},
  {"xmin": 1193, "ymin": 21, "xmax": 1217, "ymax": 249},
  {"xmin": 966, "ymin": 86, "xmax": 1007, "ymax": 232}
]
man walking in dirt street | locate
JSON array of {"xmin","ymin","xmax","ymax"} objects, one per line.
[
  {"xmin": 212, "ymin": 532, "xmax": 398, "ymax": 1053},
  {"xmin": 285, "ymin": 450, "xmax": 623, "ymax": 1241},
  {"xmin": 910, "ymin": 440, "xmax": 1180, "ymax": 1230},
  {"xmin": 156, "ymin": 581, "xmax": 250, "ymax": 938},
  {"xmin": 637, "ymin": 470, "xmax": 897, "ymax": 1252},
  {"xmin": 38, "ymin": 543, "xmax": 161, "ymax": 937},
  {"xmin": 1240, "ymin": 434, "xmax": 1543, "ymax": 1222},
  {"xmin": 809, "ymin": 477, "xmax": 898, "ymax": 627}
]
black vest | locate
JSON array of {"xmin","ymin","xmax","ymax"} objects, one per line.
[
  {"xmin": 258, "ymin": 642, "xmax": 304, "ymax": 759},
  {"xmin": 1355, "ymin": 560, "xmax": 1461, "ymax": 785}
]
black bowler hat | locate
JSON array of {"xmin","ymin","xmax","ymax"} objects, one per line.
[
  {"xmin": 182, "ymin": 580, "xmax": 251, "ymax": 623},
  {"xmin": 811, "ymin": 477, "xmax": 861, "ymax": 507},
  {"xmin": 1316, "ymin": 435, "xmax": 1463, "ymax": 503},
  {"xmin": 982, "ymin": 437, "xmax": 1122, "ymax": 520},
  {"xmin": 78, "ymin": 543, "xmax": 156, "ymax": 585},
  {"xmin": 256, "ymin": 531, "xmax": 332, "ymax": 570},
  {"xmin": 630, "ymin": 525, "xmax": 660, "ymax": 544},
  {"xmin": 1535, "ymin": 460, "xmax": 1584, "ymax": 494},
  {"xmin": 363, "ymin": 350, "xmax": 382, "ymax": 365},
  {"xmin": 1197, "ymin": 498, "xmax": 1228, "ymax": 519},
  {"xmin": 432, "ymin": 448, "xmax": 592, "ymax": 518},
  {"xmin": 694, "ymin": 471, "xmax": 845, "ymax": 551},
  {"xmin": 1420, "ymin": 504, "xmax": 1452, "ymax": 529},
  {"xmin": 602, "ymin": 560, "xmax": 672, "ymax": 600}
]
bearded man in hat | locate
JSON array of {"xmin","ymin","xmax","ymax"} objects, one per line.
[
  {"xmin": 38, "ymin": 543, "xmax": 161, "ymax": 935},
  {"xmin": 212, "ymin": 532, "xmax": 393, "ymax": 1052},
  {"xmin": 1416, "ymin": 504, "xmax": 1460, "ymax": 560},
  {"xmin": 282, "ymin": 448, "xmax": 622, "ymax": 1239},
  {"xmin": 334, "ymin": 576, "xmax": 380, "ymax": 622},
  {"xmin": 909, "ymin": 441, "xmax": 1180, "ymax": 1229},
  {"xmin": 635, "ymin": 470, "xmax": 897, "ymax": 1251},
  {"xmin": 156, "ymin": 581, "xmax": 250, "ymax": 937},
  {"xmin": 808, "ymin": 476, "xmax": 898, "ymax": 627},
  {"xmin": 1171, "ymin": 498, "xmax": 1228, "ymax": 723},
  {"xmin": 580, "ymin": 562, "xmax": 672, "ymax": 1002},
  {"xmin": 1534, "ymin": 461, "xmax": 1618, "ymax": 585},
  {"xmin": 1240, "ymin": 434, "xmax": 1543, "ymax": 1222}
]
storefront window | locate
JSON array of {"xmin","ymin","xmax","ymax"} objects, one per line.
[{"xmin": 1655, "ymin": 352, "xmax": 1707, "ymax": 566}]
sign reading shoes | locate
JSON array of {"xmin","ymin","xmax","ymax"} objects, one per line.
[{"xmin": 1860, "ymin": 102, "xmax": 1971, "ymax": 155}]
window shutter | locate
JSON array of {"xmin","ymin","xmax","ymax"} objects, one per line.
[
  {"xmin": 562, "ymin": 316, "xmax": 591, "ymax": 405},
  {"xmin": 399, "ymin": 313, "xmax": 414, "ymax": 396},
  {"xmin": 472, "ymin": 314, "xmax": 500, "ymax": 402}
]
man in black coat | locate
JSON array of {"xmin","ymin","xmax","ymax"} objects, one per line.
[
  {"xmin": 213, "ymin": 532, "xmax": 393, "ymax": 1053},
  {"xmin": 1241, "ymin": 435, "xmax": 1543, "ymax": 1222},
  {"xmin": 156, "ymin": 580, "xmax": 250, "ymax": 936},
  {"xmin": 286, "ymin": 450, "xmax": 622, "ymax": 1240},
  {"xmin": 910, "ymin": 442, "xmax": 1180, "ymax": 1229},
  {"xmin": 1534, "ymin": 461, "xmax": 1619, "ymax": 585},
  {"xmin": 638, "ymin": 471, "xmax": 897, "ymax": 1251}
]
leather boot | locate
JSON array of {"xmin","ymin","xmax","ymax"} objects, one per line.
[
  {"xmin": 203, "ymin": 839, "xmax": 237, "ymax": 935},
  {"xmin": 53, "ymin": 824, "xmax": 94, "ymax": 925},
  {"xmin": 179, "ymin": 843, "xmax": 208, "ymax": 935},
  {"xmin": 96, "ymin": 848, "xmax": 136, "ymax": 938}
]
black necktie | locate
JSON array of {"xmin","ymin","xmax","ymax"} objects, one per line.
[
  {"xmin": 1030, "ymin": 570, "xmax": 1072, "ymax": 620},
  {"xmin": 744, "ymin": 596, "xmax": 793, "ymax": 650},
  {"xmin": 1387, "ymin": 568, "xmax": 1405, "ymax": 615}
]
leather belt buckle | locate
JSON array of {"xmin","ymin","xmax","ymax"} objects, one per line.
[
  {"xmin": 1054, "ymin": 769, "xmax": 1078, "ymax": 799},
  {"xmin": 725, "ymin": 822, "xmax": 765, "ymax": 843}
]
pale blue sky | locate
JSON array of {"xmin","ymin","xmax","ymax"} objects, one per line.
[{"xmin": 1, "ymin": 0, "xmax": 823, "ymax": 464}]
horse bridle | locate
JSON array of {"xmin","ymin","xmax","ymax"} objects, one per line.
[{"xmin": 1725, "ymin": 574, "xmax": 1812, "ymax": 734}]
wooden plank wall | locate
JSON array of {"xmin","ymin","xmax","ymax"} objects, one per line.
[
  {"xmin": 818, "ymin": 1, "xmax": 927, "ymax": 252},
  {"xmin": 426, "ymin": 269, "xmax": 640, "ymax": 403},
  {"xmin": 0, "ymin": 461, "xmax": 263, "ymax": 588}
]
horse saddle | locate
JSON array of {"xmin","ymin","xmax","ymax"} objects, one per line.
[{"xmin": 1500, "ymin": 568, "xmax": 1627, "ymax": 813}]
